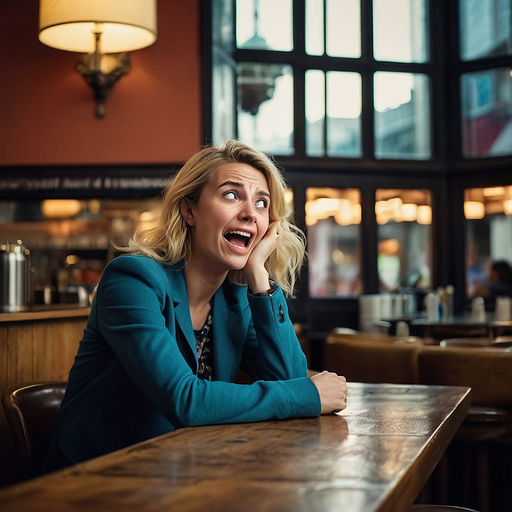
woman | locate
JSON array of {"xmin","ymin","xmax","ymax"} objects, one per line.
[{"xmin": 40, "ymin": 140, "xmax": 348, "ymax": 474}]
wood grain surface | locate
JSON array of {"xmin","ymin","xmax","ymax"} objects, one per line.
[{"xmin": 0, "ymin": 382, "xmax": 471, "ymax": 512}]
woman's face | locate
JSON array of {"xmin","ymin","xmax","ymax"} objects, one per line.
[{"xmin": 183, "ymin": 163, "xmax": 271, "ymax": 274}]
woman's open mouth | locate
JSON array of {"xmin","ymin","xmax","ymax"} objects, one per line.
[{"xmin": 224, "ymin": 230, "xmax": 252, "ymax": 249}]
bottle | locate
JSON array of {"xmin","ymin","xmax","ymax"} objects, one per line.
[
  {"xmin": 425, "ymin": 292, "xmax": 440, "ymax": 322},
  {"xmin": 445, "ymin": 285, "xmax": 454, "ymax": 321},
  {"xmin": 396, "ymin": 320, "xmax": 410, "ymax": 337},
  {"xmin": 472, "ymin": 296, "xmax": 486, "ymax": 323},
  {"xmin": 495, "ymin": 296, "xmax": 512, "ymax": 322},
  {"xmin": 0, "ymin": 240, "xmax": 32, "ymax": 313}
]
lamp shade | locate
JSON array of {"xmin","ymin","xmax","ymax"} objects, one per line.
[{"xmin": 39, "ymin": 0, "xmax": 157, "ymax": 53}]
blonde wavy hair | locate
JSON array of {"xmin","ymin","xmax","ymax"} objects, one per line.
[{"xmin": 121, "ymin": 140, "xmax": 306, "ymax": 296}]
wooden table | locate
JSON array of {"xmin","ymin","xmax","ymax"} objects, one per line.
[{"xmin": 0, "ymin": 382, "xmax": 471, "ymax": 512}]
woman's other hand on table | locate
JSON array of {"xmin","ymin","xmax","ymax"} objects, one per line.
[{"xmin": 311, "ymin": 371, "xmax": 348, "ymax": 414}]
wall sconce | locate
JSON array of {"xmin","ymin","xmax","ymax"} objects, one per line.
[{"xmin": 38, "ymin": 0, "xmax": 157, "ymax": 118}]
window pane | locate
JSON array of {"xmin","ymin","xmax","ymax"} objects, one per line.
[
  {"xmin": 461, "ymin": 68, "xmax": 512, "ymax": 158},
  {"xmin": 238, "ymin": 63, "xmax": 294, "ymax": 155},
  {"xmin": 373, "ymin": 0, "xmax": 428, "ymax": 63},
  {"xmin": 327, "ymin": 72, "xmax": 362, "ymax": 157},
  {"xmin": 305, "ymin": 70, "xmax": 325, "ymax": 156},
  {"xmin": 326, "ymin": 0, "xmax": 361, "ymax": 58},
  {"xmin": 236, "ymin": 0, "xmax": 293, "ymax": 51},
  {"xmin": 306, "ymin": 188, "xmax": 362, "ymax": 297},
  {"xmin": 306, "ymin": 0, "xmax": 324, "ymax": 56},
  {"xmin": 306, "ymin": 71, "xmax": 362, "ymax": 157},
  {"xmin": 375, "ymin": 189, "xmax": 432, "ymax": 292},
  {"xmin": 306, "ymin": 0, "xmax": 361, "ymax": 57},
  {"xmin": 212, "ymin": 0, "xmax": 234, "ymax": 49},
  {"xmin": 459, "ymin": 0, "xmax": 512, "ymax": 61},
  {"xmin": 212, "ymin": 50, "xmax": 236, "ymax": 145},
  {"xmin": 374, "ymin": 72, "xmax": 431, "ymax": 159},
  {"xmin": 465, "ymin": 186, "xmax": 512, "ymax": 302}
]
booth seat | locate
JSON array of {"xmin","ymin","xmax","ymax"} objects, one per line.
[
  {"xmin": 324, "ymin": 332, "xmax": 512, "ymax": 511},
  {"xmin": 324, "ymin": 332, "xmax": 424, "ymax": 384}
]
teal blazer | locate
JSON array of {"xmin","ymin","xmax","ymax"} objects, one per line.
[{"xmin": 41, "ymin": 255, "xmax": 320, "ymax": 473}]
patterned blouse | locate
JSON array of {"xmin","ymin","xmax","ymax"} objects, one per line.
[{"xmin": 194, "ymin": 311, "xmax": 213, "ymax": 380}]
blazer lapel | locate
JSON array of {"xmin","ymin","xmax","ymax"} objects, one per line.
[
  {"xmin": 211, "ymin": 284, "xmax": 242, "ymax": 382},
  {"xmin": 164, "ymin": 265, "xmax": 244, "ymax": 381},
  {"xmin": 163, "ymin": 265, "xmax": 196, "ymax": 364}
]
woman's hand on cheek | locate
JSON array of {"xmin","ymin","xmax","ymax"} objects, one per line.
[{"xmin": 243, "ymin": 222, "xmax": 281, "ymax": 293}]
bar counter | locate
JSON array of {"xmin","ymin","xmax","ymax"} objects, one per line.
[
  {"xmin": 0, "ymin": 382, "xmax": 471, "ymax": 512},
  {"xmin": 0, "ymin": 304, "xmax": 91, "ymax": 323},
  {"xmin": 0, "ymin": 306, "xmax": 90, "ymax": 486}
]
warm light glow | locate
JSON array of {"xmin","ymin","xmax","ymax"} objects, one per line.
[
  {"xmin": 401, "ymin": 203, "xmax": 418, "ymax": 222},
  {"xmin": 385, "ymin": 197, "xmax": 402, "ymax": 222},
  {"xmin": 483, "ymin": 186, "xmax": 506, "ymax": 197},
  {"xmin": 504, "ymin": 200, "xmax": 512, "ymax": 215},
  {"xmin": 332, "ymin": 250, "xmax": 345, "ymax": 265},
  {"xmin": 464, "ymin": 201, "xmax": 485, "ymax": 219},
  {"xmin": 417, "ymin": 205, "xmax": 432, "ymax": 225},
  {"xmin": 334, "ymin": 199, "xmax": 354, "ymax": 225},
  {"xmin": 38, "ymin": 0, "xmax": 157, "ymax": 53},
  {"xmin": 139, "ymin": 211, "xmax": 156, "ymax": 222},
  {"xmin": 306, "ymin": 196, "xmax": 361, "ymax": 226},
  {"xmin": 284, "ymin": 189, "xmax": 294, "ymax": 204},
  {"xmin": 379, "ymin": 238, "xmax": 400, "ymax": 256},
  {"xmin": 42, "ymin": 199, "xmax": 82, "ymax": 219},
  {"xmin": 65, "ymin": 254, "xmax": 80, "ymax": 266},
  {"xmin": 351, "ymin": 203, "xmax": 362, "ymax": 224}
]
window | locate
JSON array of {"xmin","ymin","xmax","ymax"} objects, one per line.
[
  {"xmin": 306, "ymin": 70, "xmax": 362, "ymax": 157},
  {"xmin": 211, "ymin": 0, "xmax": 432, "ymax": 160},
  {"xmin": 375, "ymin": 189, "xmax": 432, "ymax": 292},
  {"xmin": 460, "ymin": 68, "xmax": 512, "ymax": 157},
  {"xmin": 459, "ymin": 0, "xmax": 512, "ymax": 61},
  {"xmin": 373, "ymin": 0, "xmax": 428, "ymax": 63},
  {"xmin": 238, "ymin": 63, "xmax": 294, "ymax": 155},
  {"xmin": 374, "ymin": 72, "xmax": 431, "ymax": 159},
  {"xmin": 464, "ymin": 186, "xmax": 512, "ymax": 297},
  {"xmin": 458, "ymin": 0, "xmax": 512, "ymax": 158},
  {"xmin": 306, "ymin": 188, "xmax": 362, "ymax": 297}
]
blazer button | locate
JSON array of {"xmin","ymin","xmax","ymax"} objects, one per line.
[{"xmin": 279, "ymin": 304, "xmax": 285, "ymax": 323}]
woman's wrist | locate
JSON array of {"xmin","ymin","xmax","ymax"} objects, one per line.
[
  {"xmin": 248, "ymin": 279, "xmax": 278, "ymax": 297},
  {"xmin": 245, "ymin": 268, "xmax": 270, "ymax": 294}
]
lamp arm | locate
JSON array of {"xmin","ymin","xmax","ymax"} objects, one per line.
[{"xmin": 75, "ymin": 30, "xmax": 131, "ymax": 119}]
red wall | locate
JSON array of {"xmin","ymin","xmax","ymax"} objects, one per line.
[{"xmin": 0, "ymin": 1, "xmax": 201, "ymax": 166}]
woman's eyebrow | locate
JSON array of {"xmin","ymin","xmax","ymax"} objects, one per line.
[{"xmin": 218, "ymin": 180, "xmax": 271, "ymax": 198}]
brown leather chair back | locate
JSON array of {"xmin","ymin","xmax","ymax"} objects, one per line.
[
  {"xmin": 418, "ymin": 345, "xmax": 512, "ymax": 408},
  {"xmin": 324, "ymin": 332, "xmax": 423, "ymax": 384},
  {"xmin": 2, "ymin": 381, "xmax": 67, "ymax": 481}
]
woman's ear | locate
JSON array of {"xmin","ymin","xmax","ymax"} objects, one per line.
[{"xmin": 180, "ymin": 198, "xmax": 196, "ymax": 226}]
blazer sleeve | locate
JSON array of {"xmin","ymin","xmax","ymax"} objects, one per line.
[
  {"xmin": 239, "ymin": 287, "xmax": 309, "ymax": 382},
  {"xmin": 94, "ymin": 256, "xmax": 321, "ymax": 429}
]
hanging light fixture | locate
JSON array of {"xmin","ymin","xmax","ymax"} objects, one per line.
[{"xmin": 38, "ymin": 0, "xmax": 157, "ymax": 118}]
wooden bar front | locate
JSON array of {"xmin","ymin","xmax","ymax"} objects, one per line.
[
  {"xmin": 0, "ymin": 307, "xmax": 90, "ymax": 486},
  {"xmin": 0, "ymin": 382, "xmax": 471, "ymax": 512}
]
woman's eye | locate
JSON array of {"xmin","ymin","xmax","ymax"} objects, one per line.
[
  {"xmin": 223, "ymin": 191, "xmax": 238, "ymax": 200},
  {"xmin": 255, "ymin": 198, "xmax": 268, "ymax": 208}
]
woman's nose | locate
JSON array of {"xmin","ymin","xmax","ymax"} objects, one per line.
[{"xmin": 239, "ymin": 204, "xmax": 257, "ymax": 222}]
